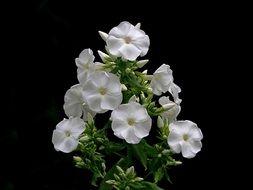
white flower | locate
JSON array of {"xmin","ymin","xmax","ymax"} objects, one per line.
[
  {"xmin": 167, "ymin": 120, "xmax": 203, "ymax": 158},
  {"xmin": 52, "ymin": 117, "xmax": 85, "ymax": 153},
  {"xmin": 159, "ymin": 96, "xmax": 181, "ymax": 123},
  {"xmin": 82, "ymin": 71, "xmax": 122, "ymax": 113},
  {"xmin": 63, "ymin": 84, "xmax": 96, "ymax": 121},
  {"xmin": 150, "ymin": 64, "xmax": 173, "ymax": 96},
  {"xmin": 75, "ymin": 48, "xmax": 96, "ymax": 83},
  {"xmin": 169, "ymin": 83, "xmax": 182, "ymax": 104},
  {"xmin": 106, "ymin": 21, "xmax": 150, "ymax": 61},
  {"xmin": 111, "ymin": 101, "xmax": 152, "ymax": 144}
]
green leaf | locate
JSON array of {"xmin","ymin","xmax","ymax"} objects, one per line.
[
  {"xmin": 140, "ymin": 182, "xmax": 164, "ymax": 190},
  {"xmin": 131, "ymin": 142, "xmax": 147, "ymax": 170}
]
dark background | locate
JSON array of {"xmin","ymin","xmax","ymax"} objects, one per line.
[{"xmin": 2, "ymin": 0, "xmax": 237, "ymax": 189}]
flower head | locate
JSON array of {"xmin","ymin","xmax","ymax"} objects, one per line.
[
  {"xmin": 150, "ymin": 64, "xmax": 173, "ymax": 95},
  {"xmin": 111, "ymin": 101, "xmax": 152, "ymax": 144},
  {"xmin": 52, "ymin": 117, "xmax": 85, "ymax": 153},
  {"xmin": 106, "ymin": 21, "xmax": 150, "ymax": 61},
  {"xmin": 167, "ymin": 120, "xmax": 203, "ymax": 158},
  {"xmin": 159, "ymin": 96, "xmax": 181, "ymax": 123},
  {"xmin": 82, "ymin": 71, "xmax": 122, "ymax": 113},
  {"xmin": 63, "ymin": 84, "xmax": 96, "ymax": 121},
  {"xmin": 75, "ymin": 48, "xmax": 96, "ymax": 83}
]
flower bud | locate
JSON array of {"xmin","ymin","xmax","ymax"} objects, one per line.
[
  {"xmin": 135, "ymin": 23, "xmax": 141, "ymax": 29},
  {"xmin": 98, "ymin": 50, "xmax": 111, "ymax": 62},
  {"xmin": 162, "ymin": 102, "xmax": 176, "ymax": 110},
  {"xmin": 98, "ymin": 31, "xmax": 108, "ymax": 41},
  {"xmin": 157, "ymin": 116, "xmax": 164, "ymax": 128},
  {"xmin": 121, "ymin": 84, "xmax": 128, "ymax": 91},
  {"xmin": 136, "ymin": 59, "xmax": 149, "ymax": 68}
]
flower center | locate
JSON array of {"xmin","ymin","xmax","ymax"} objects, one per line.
[
  {"xmin": 65, "ymin": 130, "xmax": 71, "ymax": 137},
  {"xmin": 99, "ymin": 87, "xmax": 107, "ymax": 95},
  {"xmin": 183, "ymin": 134, "xmax": 189, "ymax": 141},
  {"xmin": 124, "ymin": 36, "xmax": 132, "ymax": 44},
  {"xmin": 127, "ymin": 118, "xmax": 135, "ymax": 126}
]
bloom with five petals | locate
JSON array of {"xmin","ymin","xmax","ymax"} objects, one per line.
[
  {"xmin": 167, "ymin": 120, "xmax": 203, "ymax": 158},
  {"xmin": 75, "ymin": 48, "xmax": 96, "ymax": 84},
  {"xmin": 106, "ymin": 21, "xmax": 150, "ymax": 61},
  {"xmin": 63, "ymin": 84, "xmax": 96, "ymax": 121},
  {"xmin": 52, "ymin": 117, "xmax": 85, "ymax": 153},
  {"xmin": 150, "ymin": 64, "xmax": 174, "ymax": 96},
  {"xmin": 111, "ymin": 101, "xmax": 152, "ymax": 144},
  {"xmin": 82, "ymin": 71, "xmax": 123, "ymax": 113}
]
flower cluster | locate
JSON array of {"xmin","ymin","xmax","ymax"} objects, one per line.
[{"xmin": 52, "ymin": 21, "xmax": 203, "ymax": 189}]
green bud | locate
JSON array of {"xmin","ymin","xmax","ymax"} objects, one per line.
[
  {"xmin": 134, "ymin": 177, "xmax": 144, "ymax": 182},
  {"xmin": 106, "ymin": 180, "xmax": 117, "ymax": 185},
  {"xmin": 73, "ymin": 156, "xmax": 83, "ymax": 162},
  {"xmin": 116, "ymin": 165, "xmax": 124, "ymax": 174},
  {"xmin": 87, "ymin": 113, "xmax": 94, "ymax": 126},
  {"xmin": 126, "ymin": 166, "xmax": 135, "ymax": 177},
  {"xmin": 113, "ymin": 174, "xmax": 121, "ymax": 181},
  {"xmin": 79, "ymin": 135, "xmax": 89, "ymax": 142},
  {"xmin": 157, "ymin": 116, "xmax": 164, "ymax": 128}
]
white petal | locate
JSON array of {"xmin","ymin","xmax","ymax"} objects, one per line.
[
  {"xmin": 112, "ymin": 119, "xmax": 128, "ymax": 133},
  {"xmin": 119, "ymin": 44, "xmax": 141, "ymax": 61},
  {"xmin": 111, "ymin": 105, "xmax": 129, "ymax": 121},
  {"xmin": 187, "ymin": 122, "xmax": 203, "ymax": 140},
  {"xmin": 82, "ymin": 80, "xmax": 100, "ymax": 98},
  {"xmin": 189, "ymin": 140, "xmax": 202, "ymax": 154},
  {"xmin": 131, "ymin": 35, "xmax": 150, "ymax": 56},
  {"xmin": 68, "ymin": 117, "xmax": 85, "ymax": 137},
  {"xmin": 105, "ymin": 73, "xmax": 122, "ymax": 94},
  {"xmin": 78, "ymin": 49, "xmax": 94, "ymax": 63},
  {"xmin": 85, "ymin": 94, "xmax": 104, "ymax": 113},
  {"xmin": 169, "ymin": 121, "xmax": 191, "ymax": 134},
  {"xmin": 127, "ymin": 102, "xmax": 149, "ymax": 122},
  {"xmin": 123, "ymin": 128, "xmax": 141, "ymax": 144},
  {"xmin": 127, "ymin": 26, "xmax": 145, "ymax": 40},
  {"xmin": 63, "ymin": 84, "xmax": 83, "ymax": 118},
  {"xmin": 90, "ymin": 71, "xmax": 110, "ymax": 87},
  {"xmin": 155, "ymin": 64, "xmax": 171, "ymax": 74},
  {"xmin": 52, "ymin": 130, "xmax": 79, "ymax": 153},
  {"xmin": 56, "ymin": 118, "xmax": 71, "ymax": 131},
  {"xmin": 167, "ymin": 130, "xmax": 182, "ymax": 153},
  {"xmin": 159, "ymin": 96, "xmax": 172, "ymax": 106},
  {"xmin": 101, "ymin": 94, "xmax": 122, "ymax": 110},
  {"xmin": 109, "ymin": 21, "xmax": 131, "ymax": 38},
  {"xmin": 169, "ymin": 83, "xmax": 182, "ymax": 104},
  {"xmin": 134, "ymin": 118, "xmax": 152, "ymax": 138},
  {"xmin": 107, "ymin": 36, "xmax": 125, "ymax": 56},
  {"xmin": 180, "ymin": 141, "xmax": 196, "ymax": 158}
]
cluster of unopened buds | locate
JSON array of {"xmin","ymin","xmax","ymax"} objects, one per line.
[{"xmin": 52, "ymin": 21, "xmax": 203, "ymax": 189}]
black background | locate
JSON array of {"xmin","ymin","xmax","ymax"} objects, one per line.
[{"xmin": 2, "ymin": 0, "xmax": 237, "ymax": 189}]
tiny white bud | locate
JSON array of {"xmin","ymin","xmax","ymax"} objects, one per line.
[
  {"xmin": 129, "ymin": 95, "xmax": 139, "ymax": 102},
  {"xmin": 162, "ymin": 102, "xmax": 176, "ymax": 110},
  {"xmin": 98, "ymin": 31, "xmax": 108, "ymax": 41},
  {"xmin": 157, "ymin": 116, "xmax": 164, "ymax": 128},
  {"xmin": 136, "ymin": 60, "xmax": 149, "ymax": 68},
  {"xmin": 142, "ymin": 69, "xmax": 148, "ymax": 74},
  {"xmin": 98, "ymin": 50, "xmax": 111, "ymax": 62},
  {"xmin": 135, "ymin": 23, "xmax": 141, "ymax": 29},
  {"xmin": 121, "ymin": 84, "xmax": 128, "ymax": 91}
]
